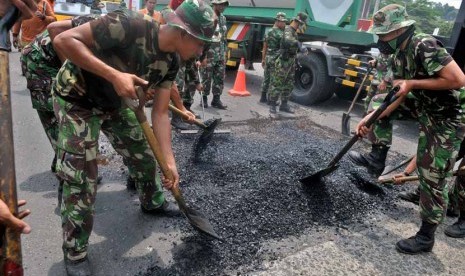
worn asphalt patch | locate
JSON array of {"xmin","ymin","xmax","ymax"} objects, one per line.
[{"xmin": 135, "ymin": 117, "xmax": 409, "ymax": 275}]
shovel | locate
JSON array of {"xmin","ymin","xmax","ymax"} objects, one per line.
[
  {"xmin": 380, "ymin": 154, "xmax": 415, "ymax": 176},
  {"xmin": 379, "ymin": 166, "xmax": 465, "ymax": 184},
  {"xmin": 299, "ymin": 86, "xmax": 400, "ymax": 185},
  {"xmin": 341, "ymin": 67, "xmax": 373, "ymax": 136},
  {"xmin": 124, "ymin": 87, "xmax": 221, "ymax": 240}
]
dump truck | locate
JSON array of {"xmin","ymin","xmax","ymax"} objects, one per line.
[{"xmin": 153, "ymin": 0, "xmax": 377, "ymax": 105}]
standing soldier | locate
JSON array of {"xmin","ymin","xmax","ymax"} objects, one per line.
[
  {"xmin": 51, "ymin": 1, "xmax": 215, "ymax": 274},
  {"xmin": 354, "ymin": 4, "xmax": 465, "ymax": 254},
  {"xmin": 269, "ymin": 12, "xmax": 307, "ymax": 114},
  {"xmin": 200, "ymin": 0, "xmax": 229, "ymax": 109},
  {"xmin": 260, "ymin": 12, "xmax": 287, "ymax": 104}
]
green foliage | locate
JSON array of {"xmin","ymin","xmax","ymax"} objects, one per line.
[{"xmin": 374, "ymin": 0, "xmax": 457, "ymax": 37}]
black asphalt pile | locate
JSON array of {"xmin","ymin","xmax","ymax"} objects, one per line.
[{"xmin": 139, "ymin": 118, "xmax": 406, "ymax": 276}]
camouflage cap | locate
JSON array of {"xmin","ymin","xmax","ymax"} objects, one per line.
[
  {"xmin": 165, "ymin": 0, "xmax": 216, "ymax": 42},
  {"xmin": 293, "ymin": 12, "xmax": 308, "ymax": 25},
  {"xmin": 371, "ymin": 4, "xmax": 416, "ymax": 35},
  {"xmin": 275, "ymin": 12, "xmax": 287, "ymax": 22},
  {"xmin": 211, "ymin": 0, "xmax": 229, "ymax": 6}
]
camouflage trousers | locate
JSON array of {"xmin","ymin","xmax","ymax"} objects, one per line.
[
  {"xmin": 451, "ymin": 157, "xmax": 465, "ymax": 213},
  {"xmin": 269, "ymin": 57, "xmax": 295, "ymax": 102},
  {"xmin": 260, "ymin": 56, "xmax": 276, "ymax": 95},
  {"xmin": 175, "ymin": 65, "xmax": 196, "ymax": 105},
  {"xmin": 53, "ymin": 95, "xmax": 164, "ymax": 259},
  {"xmin": 201, "ymin": 59, "xmax": 225, "ymax": 97},
  {"xmin": 369, "ymin": 94, "xmax": 465, "ymax": 224}
]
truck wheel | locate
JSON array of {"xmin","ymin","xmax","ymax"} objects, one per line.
[{"xmin": 291, "ymin": 53, "xmax": 335, "ymax": 105}]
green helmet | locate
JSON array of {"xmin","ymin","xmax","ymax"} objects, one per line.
[
  {"xmin": 275, "ymin": 12, "xmax": 287, "ymax": 22},
  {"xmin": 293, "ymin": 12, "xmax": 308, "ymax": 25},
  {"xmin": 211, "ymin": 0, "xmax": 229, "ymax": 5},
  {"xmin": 164, "ymin": 0, "xmax": 216, "ymax": 42},
  {"xmin": 371, "ymin": 4, "xmax": 416, "ymax": 35}
]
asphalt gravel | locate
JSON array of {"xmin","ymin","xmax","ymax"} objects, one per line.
[{"xmin": 136, "ymin": 117, "xmax": 409, "ymax": 275}]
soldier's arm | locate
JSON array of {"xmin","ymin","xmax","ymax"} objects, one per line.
[
  {"xmin": 281, "ymin": 27, "xmax": 299, "ymax": 49},
  {"xmin": 53, "ymin": 14, "xmax": 148, "ymax": 99},
  {"xmin": 42, "ymin": 1, "xmax": 56, "ymax": 24}
]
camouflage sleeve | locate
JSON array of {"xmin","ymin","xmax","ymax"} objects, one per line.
[
  {"xmin": 156, "ymin": 55, "xmax": 180, "ymax": 90},
  {"xmin": 376, "ymin": 54, "xmax": 393, "ymax": 83},
  {"xmin": 415, "ymin": 37, "xmax": 453, "ymax": 76},
  {"xmin": 281, "ymin": 27, "xmax": 299, "ymax": 51},
  {"xmin": 185, "ymin": 59, "xmax": 199, "ymax": 84},
  {"xmin": 90, "ymin": 10, "xmax": 134, "ymax": 51}
]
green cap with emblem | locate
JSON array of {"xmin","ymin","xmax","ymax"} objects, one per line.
[
  {"xmin": 211, "ymin": 0, "xmax": 230, "ymax": 5},
  {"xmin": 164, "ymin": 0, "xmax": 217, "ymax": 42},
  {"xmin": 275, "ymin": 12, "xmax": 287, "ymax": 22},
  {"xmin": 371, "ymin": 4, "xmax": 416, "ymax": 35}
]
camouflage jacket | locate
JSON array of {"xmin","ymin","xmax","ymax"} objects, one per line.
[
  {"xmin": 208, "ymin": 13, "xmax": 227, "ymax": 63},
  {"xmin": 376, "ymin": 53, "xmax": 393, "ymax": 84},
  {"xmin": 53, "ymin": 10, "xmax": 179, "ymax": 111},
  {"xmin": 265, "ymin": 26, "xmax": 283, "ymax": 60},
  {"xmin": 392, "ymin": 32, "xmax": 465, "ymax": 119},
  {"xmin": 280, "ymin": 25, "xmax": 299, "ymax": 59}
]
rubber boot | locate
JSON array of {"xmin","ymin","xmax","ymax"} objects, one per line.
[
  {"xmin": 279, "ymin": 100, "xmax": 294, "ymax": 114},
  {"xmin": 201, "ymin": 95, "xmax": 208, "ymax": 108},
  {"xmin": 444, "ymin": 212, "xmax": 465, "ymax": 238},
  {"xmin": 348, "ymin": 145, "xmax": 390, "ymax": 176},
  {"xmin": 259, "ymin": 92, "xmax": 267, "ymax": 103},
  {"xmin": 396, "ymin": 221, "xmax": 437, "ymax": 254},
  {"xmin": 126, "ymin": 176, "xmax": 136, "ymax": 190},
  {"xmin": 171, "ymin": 113, "xmax": 191, "ymax": 130},
  {"xmin": 211, "ymin": 95, "xmax": 227, "ymax": 109},
  {"xmin": 65, "ymin": 256, "xmax": 91, "ymax": 276},
  {"xmin": 269, "ymin": 100, "xmax": 277, "ymax": 114},
  {"xmin": 184, "ymin": 102, "xmax": 200, "ymax": 119},
  {"xmin": 141, "ymin": 200, "xmax": 181, "ymax": 217},
  {"xmin": 399, "ymin": 187, "xmax": 420, "ymax": 205}
]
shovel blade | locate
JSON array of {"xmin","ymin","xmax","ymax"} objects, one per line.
[
  {"xmin": 184, "ymin": 206, "xmax": 222, "ymax": 240},
  {"xmin": 341, "ymin": 113, "xmax": 350, "ymax": 136},
  {"xmin": 299, "ymin": 165, "xmax": 339, "ymax": 185}
]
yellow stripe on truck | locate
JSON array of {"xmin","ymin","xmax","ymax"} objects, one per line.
[
  {"xmin": 346, "ymin": 59, "xmax": 362, "ymax": 67},
  {"xmin": 227, "ymin": 23, "xmax": 239, "ymax": 40},
  {"xmin": 228, "ymin": 42, "xmax": 239, "ymax": 49}
]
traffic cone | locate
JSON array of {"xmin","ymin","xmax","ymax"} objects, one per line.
[{"xmin": 228, "ymin": 58, "xmax": 251, "ymax": 97}]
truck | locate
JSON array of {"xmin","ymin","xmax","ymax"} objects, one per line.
[{"xmin": 154, "ymin": 0, "xmax": 378, "ymax": 105}]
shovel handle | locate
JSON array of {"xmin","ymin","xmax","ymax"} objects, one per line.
[
  {"xmin": 168, "ymin": 104, "xmax": 207, "ymax": 129},
  {"xmin": 123, "ymin": 90, "xmax": 188, "ymax": 210},
  {"xmin": 346, "ymin": 67, "xmax": 373, "ymax": 115},
  {"xmin": 379, "ymin": 166, "xmax": 465, "ymax": 184}
]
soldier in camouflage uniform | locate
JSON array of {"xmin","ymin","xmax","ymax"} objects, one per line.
[
  {"xmin": 269, "ymin": 12, "xmax": 307, "ymax": 114},
  {"xmin": 51, "ymin": 1, "xmax": 215, "ymax": 274},
  {"xmin": 260, "ymin": 12, "xmax": 287, "ymax": 104},
  {"xmin": 200, "ymin": 0, "xmax": 229, "ymax": 109},
  {"xmin": 353, "ymin": 4, "xmax": 465, "ymax": 255}
]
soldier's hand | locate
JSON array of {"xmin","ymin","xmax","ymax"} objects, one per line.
[
  {"xmin": 261, "ymin": 60, "xmax": 265, "ymax": 68},
  {"xmin": 368, "ymin": 59, "xmax": 377, "ymax": 68},
  {"xmin": 355, "ymin": 112, "xmax": 374, "ymax": 137},
  {"xmin": 195, "ymin": 83, "xmax": 203, "ymax": 92},
  {"xmin": 161, "ymin": 164, "xmax": 180, "ymax": 190},
  {"xmin": 393, "ymin": 79, "xmax": 411, "ymax": 98},
  {"xmin": 183, "ymin": 110, "xmax": 196, "ymax": 123},
  {"xmin": 392, "ymin": 172, "xmax": 407, "ymax": 184},
  {"xmin": 114, "ymin": 72, "xmax": 148, "ymax": 99},
  {"xmin": 0, "ymin": 199, "xmax": 31, "ymax": 234},
  {"xmin": 378, "ymin": 80, "xmax": 387, "ymax": 92},
  {"xmin": 145, "ymin": 88, "xmax": 155, "ymax": 101}
]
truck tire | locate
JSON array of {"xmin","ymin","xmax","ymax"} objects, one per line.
[{"xmin": 291, "ymin": 53, "xmax": 335, "ymax": 105}]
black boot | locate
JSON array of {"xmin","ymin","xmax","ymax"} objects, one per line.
[
  {"xmin": 259, "ymin": 92, "xmax": 267, "ymax": 103},
  {"xmin": 211, "ymin": 95, "xmax": 227, "ymax": 109},
  {"xmin": 51, "ymin": 154, "xmax": 57, "ymax": 173},
  {"xmin": 279, "ymin": 100, "xmax": 294, "ymax": 114},
  {"xmin": 396, "ymin": 221, "xmax": 437, "ymax": 254},
  {"xmin": 126, "ymin": 176, "xmax": 136, "ymax": 190},
  {"xmin": 269, "ymin": 100, "xmax": 277, "ymax": 114},
  {"xmin": 398, "ymin": 187, "xmax": 420, "ymax": 205},
  {"xmin": 171, "ymin": 113, "xmax": 191, "ymax": 130},
  {"xmin": 65, "ymin": 256, "xmax": 91, "ymax": 276},
  {"xmin": 444, "ymin": 212, "xmax": 465, "ymax": 238},
  {"xmin": 348, "ymin": 145, "xmax": 390, "ymax": 176},
  {"xmin": 141, "ymin": 200, "xmax": 181, "ymax": 217},
  {"xmin": 200, "ymin": 95, "xmax": 208, "ymax": 108},
  {"xmin": 184, "ymin": 102, "xmax": 200, "ymax": 119}
]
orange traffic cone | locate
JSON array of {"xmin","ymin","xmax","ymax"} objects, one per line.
[{"xmin": 228, "ymin": 58, "xmax": 251, "ymax": 97}]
